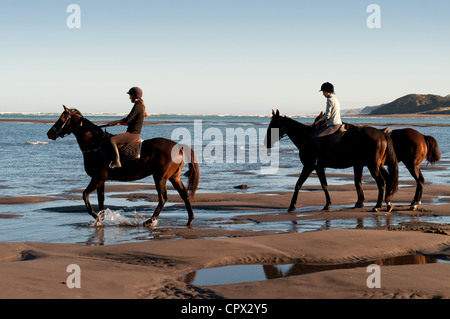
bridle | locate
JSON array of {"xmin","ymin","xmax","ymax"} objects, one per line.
[
  {"xmin": 51, "ymin": 108, "xmax": 84, "ymax": 138},
  {"xmin": 269, "ymin": 118, "xmax": 287, "ymax": 141}
]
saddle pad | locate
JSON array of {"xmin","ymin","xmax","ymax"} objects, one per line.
[{"xmin": 120, "ymin": 142, "xmax": 141, "ymax": 161}]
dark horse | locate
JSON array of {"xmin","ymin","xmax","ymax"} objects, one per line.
[
  {"xmin": 265, "ymin": 110, "xmax": 399, "ymax": 212},
  {"xmin": 389, "ymin": 128, "xmax": 441, "ymax": 210},
  {"xmin": 47, "ymin": 106, "xmax": 200, "ymax": 226}
]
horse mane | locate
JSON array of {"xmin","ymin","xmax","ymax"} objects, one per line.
[
  {"xmin": 281, "ymin": 116, "xmax": 313, "ymax": 134},
  {"xmin": 84, "ymin": 118, "xmax": 108, "ymax": 136},
  {"xmin": 276, "ymin": 115, "xmax": 314, "ymax": 148},
  {"xmin": 74, "ymin": 110, "xmax": 109, "ymax": 138}
]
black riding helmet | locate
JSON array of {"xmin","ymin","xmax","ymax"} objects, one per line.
[
  {"xmin": 320, "ymin": 82, "xmax": 335, "ymax": 94},
  {"xmin": 127, "ymin": 87, "xmax": 143, "ymax": 98}
]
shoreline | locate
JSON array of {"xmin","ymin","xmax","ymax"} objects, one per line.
[{"xmin": 2, "ymin": 113, "xmax": 450, "ymax": 127}]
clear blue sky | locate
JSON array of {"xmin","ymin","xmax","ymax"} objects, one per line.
[{"xmin": 0, "ymin": 0, "xmax": 449, "ymax": 115}]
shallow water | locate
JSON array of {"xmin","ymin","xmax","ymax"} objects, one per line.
[
  {"xmin": 1, "ymin": 114, "xmax": 450, "ymax": 244},
  {"xmin": 1, "ymin": 199, "xmax": 448, "ymax": 245},
  {"xmin": 180, "ymin": 254, "xmax": 449, "ymax": 286}
]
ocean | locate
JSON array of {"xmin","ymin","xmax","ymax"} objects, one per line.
[{"xmin": 1, "ymin": 113, "xmax": 450, "ymax": 245}]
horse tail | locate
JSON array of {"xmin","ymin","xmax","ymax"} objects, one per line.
[
  {"xmin": 384, "ymin": 134, "xmax": 399, "ymax": 197},
  {"xmin": 181, "ymin": 145, "xmax": 200, "ymax": 199},
  {"xmin": 424, "ymin": 135, "xmax": 441, "ymax": 164}
]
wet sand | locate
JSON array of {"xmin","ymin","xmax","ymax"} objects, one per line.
[{"xmin": 0, "ymin": 181, "xmax": 449, "ymax": 299}]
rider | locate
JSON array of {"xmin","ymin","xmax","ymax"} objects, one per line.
[
  {"xmin": 312, "ymin": 82, "xmax": 343, "ymax": 162},
  {"xmin": 107, "ymin": 87, "xmax": 148, "ymax": 169},
  {"xmin": 314, "ymin": 82, "xmax": 342, "ymax": 136}
]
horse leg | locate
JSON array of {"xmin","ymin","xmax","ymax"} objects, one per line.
[
  {"xmin": 83, "ymin": 178, "xmax": 106, "ymax": 221},
  {"xmin": 288, "ymin": 166, "xmax": 314, "ymax": 212},
  {"xmin": 380, "ymin": 165, "xmax": 394, "ymax": 212},
  {"xmin": 143, "ymin": 176, "xmax": 168, "ymax": 227},
  {"xmin": 97, "ymin": 183, "xmax": 105, "ymax": 212},
  {"xmin": 405, "ymin": 162, "xmax": 425, "ymax": 210},
  {"xmin": 353, "ymin": 165, "xmax": 365, "ymax": 208},
  {"xmin": 170, "ymin": 176, "xmax": 194, "ymax": 226},
  {"xmin": 316, "ymin": 166, "xmax": 331, "ymax": 210},
  {"xmin": 368, "ymin": 165, "xmax": 386, "ymax": 212}
]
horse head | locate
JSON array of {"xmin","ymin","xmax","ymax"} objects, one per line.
[
  {"xmin": 47, "ymin": 105, "xmax": 84, "ymax": 140},
  {"xmin": 264, "ymin": 109, "xmax": 285, "ymax": 149}
]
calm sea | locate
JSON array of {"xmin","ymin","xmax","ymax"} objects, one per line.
[{"xmin": 1, "ymin": 113, "xmax": 449, "ymax": 244}]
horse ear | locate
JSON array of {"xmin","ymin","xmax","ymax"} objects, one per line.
[
  {"xmin": 276, "ymin": 109, "xmax": 280, "ymax": 116},
  {"xmin": 63, "ymin": 105, "xmax": 69, "ymax": 113},
  {"xmin": 272, "ymin": 109, "xmax": 276, "ymax": 116}
]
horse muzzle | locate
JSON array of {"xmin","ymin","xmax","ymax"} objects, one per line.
[{"xmin": 47, "ymin": 127, "xmax": 59, "ymax": 140}]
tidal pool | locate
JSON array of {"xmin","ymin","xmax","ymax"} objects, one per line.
[{"xmin": 180, "ymin": 254, "xmax": 448, "ymax": 286}]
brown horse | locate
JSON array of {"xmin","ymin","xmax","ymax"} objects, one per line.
[
  {"xmin": 265, "ymin": 110, "xmax": 399, "ymax": 212},
  {"xmin": 389, "ymin": 128, "xmax": 441, "ymax": 210},
  {"xmin": 313, "ymin": 114, "xmax": 441, "ymax": 210},
  {"xmin": 47, "ymin": 106, "xmax": 200, "ymax": 226}
]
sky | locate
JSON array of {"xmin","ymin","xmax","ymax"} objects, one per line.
[{"xmin": 0, "ymin": 0, "xmax": 449, "ymax": 115}]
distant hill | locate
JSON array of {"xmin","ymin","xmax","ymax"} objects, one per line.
[
  {"xmin": 361, "ymin": 105, "xmax": 385, "ymax": 114},
  {"xmin": 369, "ymin": 94, "xmax": 450, "ymax": 115}
]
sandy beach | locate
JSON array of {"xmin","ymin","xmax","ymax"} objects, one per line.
[{"xmin": 0, "ymin": 183, "xmax": 449, "ymax": 300}]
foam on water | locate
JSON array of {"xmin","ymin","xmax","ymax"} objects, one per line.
[
  {"xmin": 91, "ymin": 209, "xmax": 143, "ymax": 227},
  {"xmin": 26, "ymin": 141, "xmax": 49, "ymax": 145}
]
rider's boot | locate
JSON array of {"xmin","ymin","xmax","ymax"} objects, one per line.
[{"xmin": 109, "ymin": 142, "xmax": 122, "ymax": 169}]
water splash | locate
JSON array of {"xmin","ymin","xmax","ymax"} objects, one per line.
[{"xmin": 91, "ymin": 209, "xmax": 144, "ymax": 227}]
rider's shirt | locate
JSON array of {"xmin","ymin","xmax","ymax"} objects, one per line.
[
  {"xmin": 322, "ymin": 95, "xmax": 342, "ymax": 126},
  {"xmin": 122, "ymin": 100, "xmax": 145, "ymax": 135}
]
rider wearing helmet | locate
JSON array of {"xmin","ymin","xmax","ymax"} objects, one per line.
[
  {"xmin": 312, "ymin": 82, "xmax": 343, "ymax": 163},
  {"xmin": 107, "ymin": 87, "xmax": 148, "ymax": 169},
  {"xmin": 315, "ymin": 82, "xmax": 342, "ymax": 136}
]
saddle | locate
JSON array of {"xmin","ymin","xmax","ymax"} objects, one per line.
[
  {"xmin": 315, "ymin": 124, "xmax": 350, "ymax": 148},
  {"xmin": 97, "ymin": 137, "xmax": 143, "ymax": 163},
  {"xmin": 117, "ymin": 140, "xmax": 143, "ymax": 161},
  {"xmin": 312, "ymin": 112, "xmax": 358, "ymax": 146},
  {"xmin": 313, "ymin": 123, "xmax": 360, "ymax": 164}
]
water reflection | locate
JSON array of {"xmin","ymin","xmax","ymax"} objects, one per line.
[
  {"xmin": 181, "ymin": 254, "xmax": 444, "ymax": 286},
  {"xmin": 289, "ymin": 213, "xmax": 450, "ymax": 234}
]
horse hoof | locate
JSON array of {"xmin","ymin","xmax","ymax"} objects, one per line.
[
  {"xmin": 288, "ymin": 206, "xmax": 295, "ymax": 213},
  {"xmin": 387, "ymin": 205, "xmax": 394, "ymax": 213},
  {"xmin": 372, "ymin": 207, "xmax": 380, "ymax": 213},
  {"xmin": 323, "ymin": 206, "xmax": 331, "ymax": 211},
  {"xmin": 93, "ymin": 211, "xmax": 105, "ymax": 226},
  {"xmin": 144, "ymin": 218, "xmax": 158, "ymax": 227},
  {"xmin": 186, "ymin": 220, "xmax": 193, "ymax": 227}
]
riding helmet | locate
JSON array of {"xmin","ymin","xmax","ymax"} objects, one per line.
[
  {"xmin": 127, "ymin": 87, "xmax": 143, "ymax": 98},
  {"xmin": 320, "ymin": 82, "xmax": 335, "ymax": 94}
]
